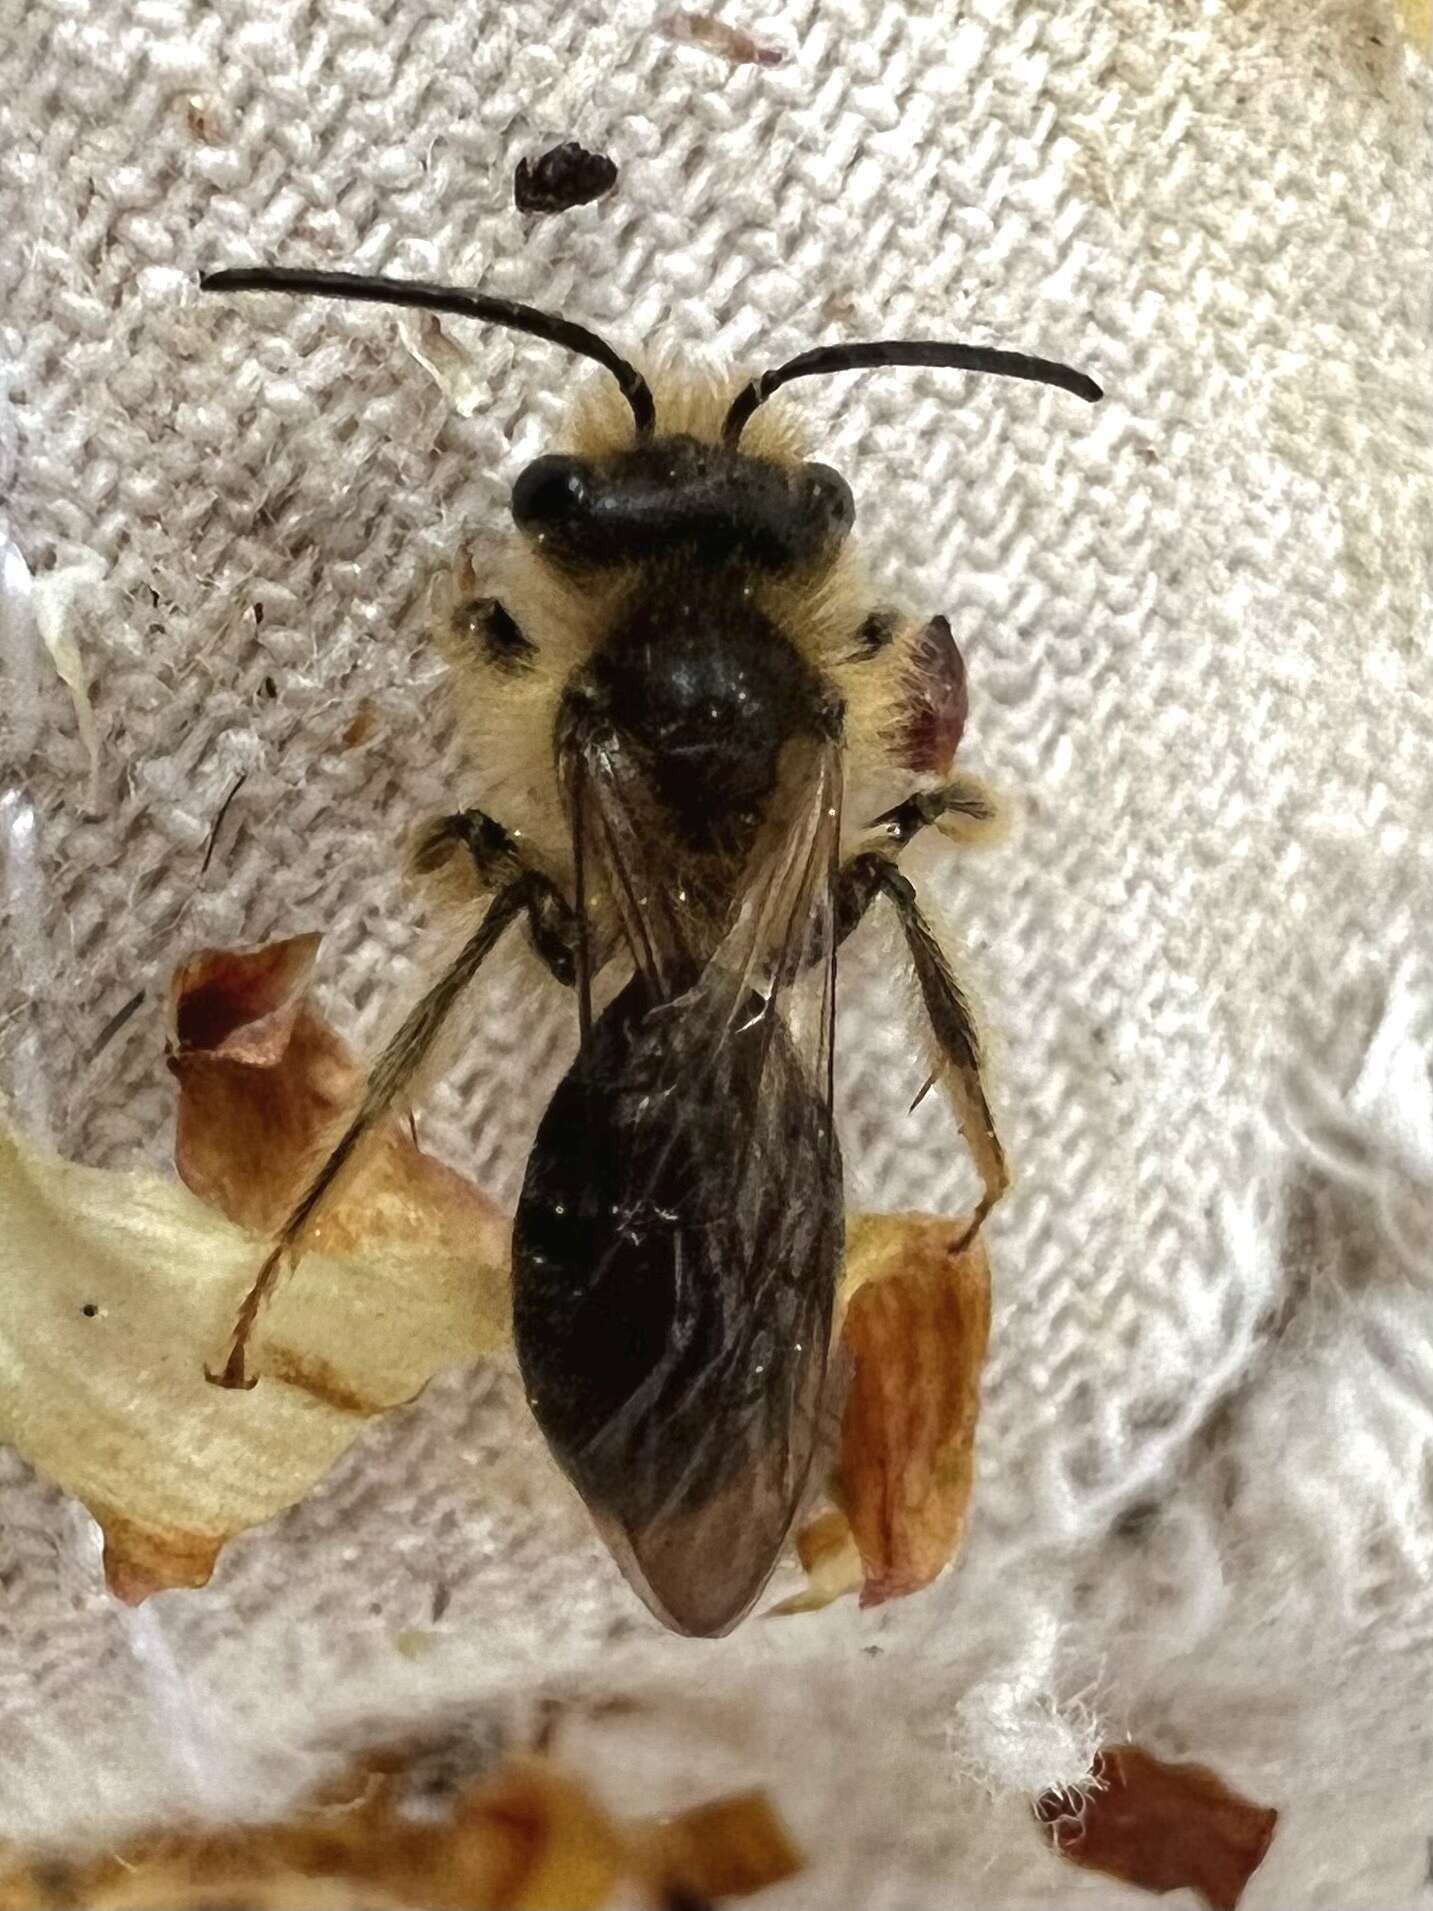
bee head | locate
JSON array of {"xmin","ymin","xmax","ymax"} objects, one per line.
[{"xmin": 512, "ymin": 435, "xmax": 854, "ymax": 574}]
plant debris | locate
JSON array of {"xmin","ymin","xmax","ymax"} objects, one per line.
[
  {"xmin": 658, "ymin": 11, "xmax": 786, "ymax": 66},
  {"xmin": 200, "ymin": 770, "xmax": 248, "ymax": 875},
  {"xmin": 513, "ymin": 142, "xmax": 619, "ymax": 215},
  {"xmin": 33, "ymin": 555, "xmax": 106, "ymax": 808},
  {"xmin": 168, "ymin": 935, "xmax": 507, "ymax": 1262},
  {"xmin": 341, "ymin": 698, "xmax": 380, "ymax": 749},
  {"xmin": 0, "ymin": 1754, "xmax": 802, "ymax": 1909},
  {"xmin": 1395, "ymin": 0, "xmax": 1430, "ymax": 53},
  {"xmin": 0, "ymin": 1107, "xmax": 508, "ymax": 1601},
  {"xmin": 767, "ymin": 1508, "xmax": 862, "ymax": 1617},
  {"xmin": 86, "ymin": 988, "xmax": 146, "ymax": 1062},
  {"xmin": 0, "ymin": 937, "xmax": 510, "ymax": 1602},
  {"xmin": 773, "ymin": 1212, "xmax": 991, "ymax": 1613},
  {"xmin": 1034, "ymin": 1744, "xmax": 1279, "ymax": 1911},
  {"xmin": 5, "ymin": 930, "xmax": 992, "ymax": 1625}
]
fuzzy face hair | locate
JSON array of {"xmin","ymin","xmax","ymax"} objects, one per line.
[{"xmin": 430, "ymin": 360, "xmax": 951, "ymax": 919}]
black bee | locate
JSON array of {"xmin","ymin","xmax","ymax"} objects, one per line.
[{"xmin": 202, "ymin": 266, "xmax": 1100, "ymax": 1635}]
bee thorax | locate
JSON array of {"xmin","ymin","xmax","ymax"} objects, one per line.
[{"xmin": 580, "ymin": 586, "xmax": 831, "ymax": 854}]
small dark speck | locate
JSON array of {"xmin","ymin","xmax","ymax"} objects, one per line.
[
  {"xmin": 260, "ymin": 675, "xmax": 278, "ymax": 700},
  {"xmin": 663, "ymin": 1889, "xmax": 717, "ymax": 1911},
  {"xmin": 514, "ymin": 141, "xmax": 619, "ymax": 215},
  {"xmin": 81, "ymin": 1303, "xmax": 99, "ymax": 1318},
  {"xmin": 1112, "ymin": 1497, "xmax": 1161, "ymax": 1540},
  {"xmin": 253, "ymin": 601, "xmax": 265, "ymax": 626},
  {"xmin": 1370, "ymin": 33, "xmax": 1384, "ymax": 44},
  {"xmin": 431, "ymin": 1581, "xmax": 451, "ymax": 1622}
]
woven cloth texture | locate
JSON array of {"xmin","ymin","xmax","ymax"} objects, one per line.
[{"xmin": 2, "ymin": 0, "xmax": 1431, "ymax": 1903}]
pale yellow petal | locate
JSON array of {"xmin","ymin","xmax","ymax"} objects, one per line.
[{"xmin": 0, "ymin": 1114, "xmax": 510, "ymax": 1600}]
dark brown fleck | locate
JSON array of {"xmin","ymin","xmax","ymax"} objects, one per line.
[{"xmin": 514, "ymin": 142, "xmax": 619, "ymax": 216}]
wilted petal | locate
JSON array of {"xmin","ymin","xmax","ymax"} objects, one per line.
[
  {"xmin": 0, "ymin": 1752, "xmax": 800, "ymax": 1909},
  {"xmin": 168, "ymin": 936, "xmax": 507, "ymax": 1264},
  {"xmin": 0, "ymin": 1115, "xmax": 508, "ymax": 1601},
  {"xmin": 1035, "ymin": 1744, "xmax": 1279, "ymax": 1911},
  {"xmin": 767, "ymin": 1508, "xmax": 864, "ymax": 1617},
  {"xmin": 771, "ymin": 1212, "xmax": 992, "ymax": 1616},
  {"xmin": 838, "ymin": 1211, "xmax": 991, "ymax": 1607}
]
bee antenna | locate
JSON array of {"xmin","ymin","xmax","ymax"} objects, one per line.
[
  {"xmin": 200, "ymin": 267, "xmax": 657, "ymax": 440},
  {"xmin": 722, "ymin": 339, "xmax": 1102, "ymax": 443}
]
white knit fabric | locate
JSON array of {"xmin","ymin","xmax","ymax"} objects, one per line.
[{"xmin": 2, "ymin": 0, "xmax": 1431, "ymax": 1903}]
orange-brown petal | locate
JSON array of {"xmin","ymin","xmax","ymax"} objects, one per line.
[{"xmin": 1035, "ymin": 1744, "xmax": 1279, "ymax": 1911}]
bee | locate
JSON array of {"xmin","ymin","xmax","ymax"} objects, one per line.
[{"xmin": 201, "ymin": 265, "xmax": 1100, "ymax": 1635}]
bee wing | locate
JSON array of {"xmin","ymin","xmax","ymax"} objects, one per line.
[
  {"xmin": 521, "ymin": 735, "xmax": 844, "ymax": 1635},
  {"xmin": 565, "ymin": 729, "xmax": 695, "ymax": 1004}
]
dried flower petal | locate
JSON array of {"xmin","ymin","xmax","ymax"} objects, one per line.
[
  {"xmin": 168, "ymin": 936, "xmax": 508, "ymax": 1263},
  {"xmin": 0, "ymin": 1754, "xmax": 800, "ymax": 1910},
  {"xmin": 773, "ymin": 1212, "xmax": 992, "ymax": 1615},
  {"xmin": 642, "ymin": 1790, "xmax": 805, "ymax": 1901},
  {"xmin": 1035, "ymin": 1744, "xmax": 1279, "ymax": 1911},
  {"xmin": 837, "ymin": 1211, "xmax": 991, "ymax": 1607},
  {"xmin": 0, "ymin": 1113, "xmax": 508, "ymax": 1601},
  {"xmin": 767, "ymin": 1508, "xmax": 863, "ymax": 1616},
  {"xmin": 171, "ymin": 934, "xmax": 320, "ymax": 1065}
]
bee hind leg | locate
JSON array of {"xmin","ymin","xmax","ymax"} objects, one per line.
[
  {"xmin": 208, "ymin": 879, "xmax": 530, "ymax": 1390},
  {"xmin": 834, "ymin": 851, "xmax": 1008, "ymax": 1248}
]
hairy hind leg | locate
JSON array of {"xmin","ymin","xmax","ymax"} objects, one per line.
[
  {"xmin": 834, "ymin": 830, "xmax": 1008, "ymax": 1247},
  {"xmin": 209, "ymin": 880, "xmax": 528, "ymax": 1389}
]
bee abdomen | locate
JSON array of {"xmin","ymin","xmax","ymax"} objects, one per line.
[{"xmin": 511, "ymin": 975, "xmax": 841, "ymax": 1635}]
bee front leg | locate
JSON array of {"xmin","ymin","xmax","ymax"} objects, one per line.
[
  {"xmin": 835, "ymin": 849, "xmax": 1008, "ymax": 1248},
  {"xmin": 412, "ymin": 807, "xmax": 579, "ymax": 988}
]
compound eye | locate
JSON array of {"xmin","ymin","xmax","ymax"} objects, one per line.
[
  {"xmin": 803, "ymin": 461, "xmax": 855, "ymax": 538},
  {"xmin": 511, "ymin": 455, "xmax": 595, "ymax": 532}
]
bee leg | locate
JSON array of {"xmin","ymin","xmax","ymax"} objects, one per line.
[
  {"xmin": 835, "ymin": 853, "xmax": 1008, "ymax": 1248},
  {"xmin": 863, "ymin": 774, "xmax": 1004, "ymax": 853},
  {"xmin": 208, "ymin": 879, "xmax": 530, "ymax": 1390},
  {"xmin": 413, "ymin": 807, "xmax": 578, "ymax": 987},
  {"xmin": 411, "ymin": 806, "xmax": 524, "ymax": 889}
]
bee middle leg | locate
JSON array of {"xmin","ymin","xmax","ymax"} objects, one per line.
[
  {"xmin": 834, "ymin": 832, "xmax": 1008, "ymax": 1248},
  {"xmin": 863, "ymin": 773, "xmax": 1003, "ymax": 853},
  {"xmin": 413, "ymin": 807, "xmax": 578, "ymax": 987}
]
